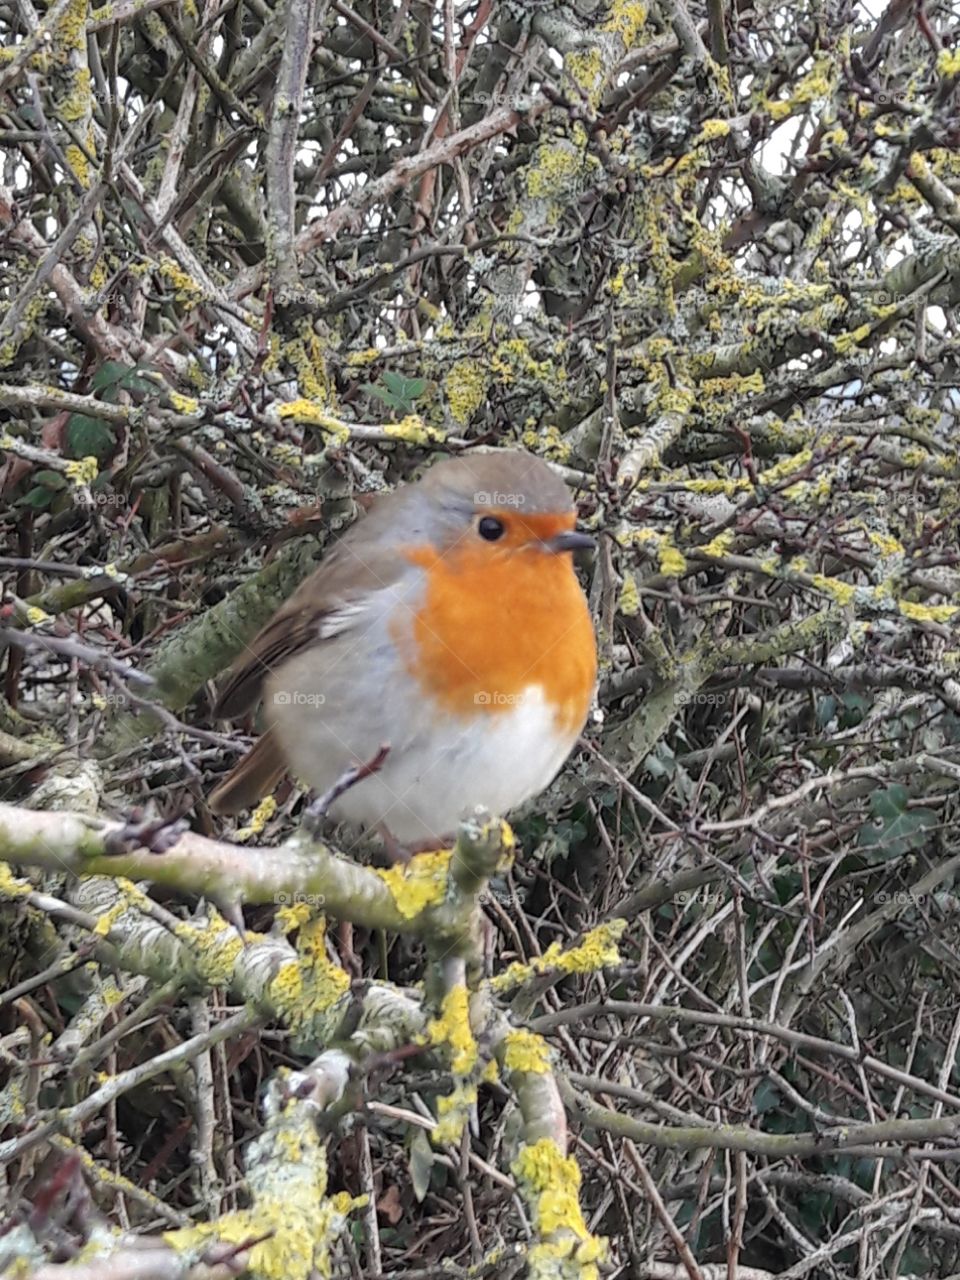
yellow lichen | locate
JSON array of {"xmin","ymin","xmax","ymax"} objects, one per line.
[
  {"xmin": 53, "ymin": 0, "xmax": 87, "ymax": 63},
  {"xmin": 383, "ymin": 414, "xmax": 446, "ymax": 446},
  {"xmin": 492, "ymin": 920, "xmax": 626, "ymax": 993},
  {"xmin": 376, "ymin": 849, "xmax": 451, "ymax": 920},
  {"xmin": 602, "ymin": 0, "xmax": 646, "ymax": 46},
  {"xmin": 267, "ymin": 917, "xmax": 351, "ymax": 1039},
  {"xmin": 699, "ymin": 529, "xmax": 735, "ymax": 558},
  {"xmin": 503, "ymin": 1029, "xmax": 551, "ymax": 1075},
  {"xmin": 234, "ymin": 795, "xmax": 277, "ymax": 843},
  {"xmin": 165, "ymin": 1097, "xmax": 363, "ymax": 1280},
  {"xmin": 868, "ymin": 532, "xmax": 904, "ymax": 557},
  {"xmin": 275, "ymin": 901, "xmax": 313, "ymax": 933},
  {"xmin": 512, "ymin": 1139, "xmax": 607, "ymax": 1279},
  {"xmin": 567, "ymin": 47, "xmax": 604, "ymax": 104},
  {"xmin": 346, "ymin": 348, "xmax": 381, "ymax": 366},
  {"xmin": 168, "ymin": 392, "xmax": 200, "ymax": 414},
  {"xmin": 0, "ymin": 862, "xmax": 32, "ymax": 898},
  {"xmin": 898, "ymin": 600, "xmax": 959, "ymax": 624},
  {"xmin": 93, "ymin": 900, "xmax": 127, "ymax": 938},
  {"xmin": 65, "ymin": 455, "xmax": 98, "ymax": 486},
  {"xmin": 936, "ymin": 48, "xmax": 960, "ymax": 77},
  {"xmin": 60, "ymin": 66, "xmax": 92, "ymax": 122},
  {"xmin": 527, "ymin": 142, "xmax": 582, "ymax": 200},
  {"xmin": 832, "ymin": 323, "xmax": 872, "ymax": 355},
  {"xmin": 682, "ymin": 477, "xmax": 752, "ymax": 495},
  {"xmin": 820, "ymin": 125, "xmax": 848, "ymax": 149},
  {"xmin": 758, "ymin": 448, "xmax": 814, "ymax": 486},
  {"xmin": 173, "ymin": 908, "xmax": 244, "ymax": 987},
  {"xmin": 444, "ymin": 360, "xmax": 489, "ymax": 425},
  {"xmin": 618, "ymin": 573, "xmax": 640, "ymax": 617},
  {"xmin": 810, "ymin": 574, "xmax": 857, "ymax": 606},
  {"xmin": 433, "ymin": 1083, "xmax": 478, "ymax": 1145},
  {"xmin": 272, "ymin": 443, "xmax": 301, "ymax": 466},
  {"xmin": 276, "ymin": 399, "xmax": 350, "ymax": 445},
  {"xmin": 157, "ymin": 258, "xmax": 205, "ymax": 307},
  {"xmin": 608, "ymin": 263, "xmax": 629, "ymax": 296},
  {"xmin": 426, "ymin": 985, "xmax": 477, "ymax": 1076},
  {"xmin": 658, "ymin": 543, "xmax": 688, "ymax": 577},
  {"xmin": 761, "ymin": 59, "xmax": 834, "ymax": 122},
  {"xmin": 695, "ymin": 118, "xmax": 731, "ymax": 143},
  {"xmin": 288, "ymin": 326, "xmax": 335, "ymax": 406}
]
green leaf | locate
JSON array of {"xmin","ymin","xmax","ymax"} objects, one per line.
[
  {"xmin": 17, "ymin": 484, "xmax": 57, "ymax": 510},
  {"xmin": 870, "ymin": 785, "xmax": 909, "ymax": 822},
  {"xmin": 91, "ymin": 360, "xmax": 131, "ymax": 400},
  {"xmin": 753, "ymin": 1078, "xmax": 782, "ymax": 1114},
  {"xmin": 383, "ymin": 371, "xmax": 426, "ymax": 401},
  {"xmin": 91, "ymin": 360, "xmax": 157, "ymax": 402},
  {"xmin": 816, "ymin": 695, "xmax": 837, "ymax": 728},
  {"xmin": 32, "ymin": 469, "xmax": 67, "ymax": 491},
  {"xmin": 858, "ymin": 786, "xmax": 938, "ymax": 860},
  {"xmin": 364, "ymin": 373, "xmax": 427, "ymax": 414},
  {"xmin": 66, "ymin": 414, "xmax": 115, "ymax": 462},
  {"xmin": 362, "ymin": 382, "xmax": 403, "ymax": 412},
  {"xmin": 408, "ymin": 1127, "xmax": 433, "ymax": 1203}
]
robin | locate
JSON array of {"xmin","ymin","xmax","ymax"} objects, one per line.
[{"xmin": 208, "ymin": 450, "xmax": 597, "ymax": 849}]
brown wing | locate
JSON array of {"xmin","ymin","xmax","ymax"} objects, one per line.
[
  {"xmin": 213, "ymin": 494, "xmax": 409, "ymax": 720},
  {"xmin": 208, "ymin": 485, "xmax": 419, "ymax": 815},
  {"xmin": 213, "ymin": 585, "xmax": 347, "ymax": 719}
]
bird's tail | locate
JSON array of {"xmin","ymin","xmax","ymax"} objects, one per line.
[{"xmin": 208, "ymin": 727, "xmax": 287, "ymax": 815}]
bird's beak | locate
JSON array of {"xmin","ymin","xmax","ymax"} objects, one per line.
[{"xmin": 542, "ymin": 530, "xmax": 596, "ymax": 554}]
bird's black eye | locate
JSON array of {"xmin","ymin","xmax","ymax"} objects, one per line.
[{"xmin": 478, "ymin": 516, "xmax": 505, "ymax": 542}]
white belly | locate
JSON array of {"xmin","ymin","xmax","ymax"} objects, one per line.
[
  {"xmin": 273, "ymin": 664, "xmax": 578, "ymax": 843},
  {"xmin": 335, "ymin": 684, "xmax": 578, "ymax": 842}
]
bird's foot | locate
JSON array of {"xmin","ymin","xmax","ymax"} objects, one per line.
[
  {"xmin": 302, "ymin": 744, "xmax": 391, "ymax": 838},
  {"xmin": 376, "ymin": 826, "xmax": 453, "ymax": 865}
]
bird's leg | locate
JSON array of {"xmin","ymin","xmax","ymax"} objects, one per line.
[
  {"xmin": 336, "ymin": 920, "xmax": 362, "ymax": 978},
  {"xmin": 303, "ymin": 743, "xmax": 391, "ymax": 837},
  {"xmin": 376, "ymin": 827, "xmax": 454, "ymax": 865}
]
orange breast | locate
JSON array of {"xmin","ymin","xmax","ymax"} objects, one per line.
[{"xmin": 395, "ymin": 537, "xmax": 597, "ymax": 735}]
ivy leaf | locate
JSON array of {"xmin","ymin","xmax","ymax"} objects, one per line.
[
  {"xmin": 66, "ymin": 414, "xmax": 115, "ymax": 462},
  {"xmin": 91, "ymin": 361, "xmax": 132, "ymax": 400},
  {"xmin": 753, "ymin": 1078, "xmax": 781, "ymax": 1114},
  {"xmin": 18, "ymin": 485, "xmax": 57, "ymax": 510},
  {"xmin": 91, "ymin": 360, "xmax": 157, "ymax": 402},
  {"xmin": 858, "ymin": 785, "xmax": 937, "ymax": 860},
  {"xmin": 32, "ymin": 469, "xmax": 68, "ymax": 491}
]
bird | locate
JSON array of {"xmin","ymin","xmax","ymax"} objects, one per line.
[{"xmin": 208, "ymin": 450, "xmax": 597, "ymax": 850}]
